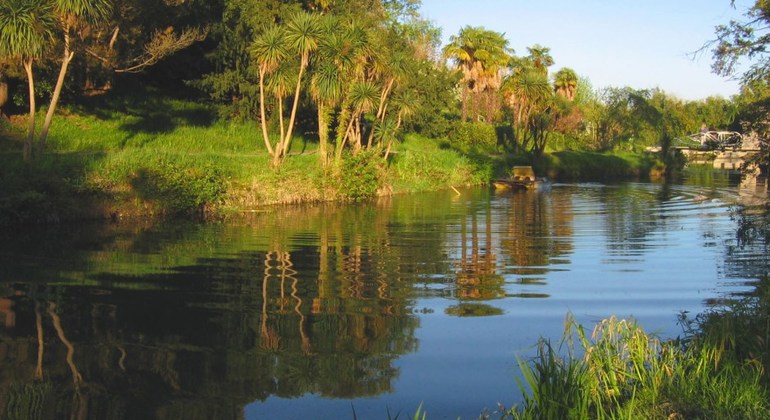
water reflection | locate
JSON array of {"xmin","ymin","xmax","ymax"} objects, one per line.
[{"xmin": 0, "ymin": 177, "xmax": 766, "ymax": 419}]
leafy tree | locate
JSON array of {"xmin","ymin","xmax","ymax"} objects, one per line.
[
  {"xmin": 79, "ymin": 0, "xmax": 213, "ymax": 90},
  {"xmin": 708, "ymin": 0, "xmax": 770, "ymax": 172},
  {"xmin": 0, "ymin": 0, "xmax": 55, "ymax": 160},
  {"xmin": 710, "ymin": 0, "xmax": 770, "ymax": 82}
]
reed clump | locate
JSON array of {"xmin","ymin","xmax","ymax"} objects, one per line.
[{"xmin": 509, "ymin": 311, "xmax": 770, "ymax": 419}]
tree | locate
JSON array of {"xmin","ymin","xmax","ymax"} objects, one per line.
[
  {"xmin": 708, "ymin": 1, "xmax": 770, "ymax": 172},
  {"xmin": 38, "ymin": 0, "xmax": 112, "ymax": 150},
  {"xmin": 526, "ymin": 44, "xmax": 553, "ymax": 74},
  {"xmin": 0, "ymin": 0, "xmax": 55, "ymax": 160},
  {"xmin": 502, "ymin": 54, "xmax": 553, "ymax": 154},
  {"xmin": 252, "ymin": 25, "xmax": 289, "ymax": 162},
  {"xmin": 443, "ymin": 26, "xmax": 511, "ymax": 122},
  {"xmin": 251, "ymin": 11, "xmax": 323, "ymax": 167},
  {"xmin": 80, "ymin": 0, "xmax": 211, "ymax": 87},
  {"xmin": 710, "ymin": 0, "xmax": 770, "ymax": 82},
  {"xmin": 553, "ymin": 67, "xmax": 578, "ymax": 101}
]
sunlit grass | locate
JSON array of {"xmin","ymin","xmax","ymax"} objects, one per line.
[{"xmin": 507, "ymin": 312, "xmax": 770, "ymax": 419}]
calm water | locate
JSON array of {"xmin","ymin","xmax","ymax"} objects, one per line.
[{"xmin": 0, "ymin": 172, "xmax": 767, "ymax": 419}]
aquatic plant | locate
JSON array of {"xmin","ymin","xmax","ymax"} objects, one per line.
[{"xmin": 508, "ymin": 313, "xmax": 770, "ymax": 419}]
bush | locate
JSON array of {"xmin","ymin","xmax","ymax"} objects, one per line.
[
  {"xmin": 448, "ymin": 121, "xmax": 498, "ymax": 152},
  {"xmin": 126, "ymin": 158, "xmax": 226, "ymax": 215},
  {"xmin": 339, "ymin": 149, "xmax": 383, "ymax": 200}
]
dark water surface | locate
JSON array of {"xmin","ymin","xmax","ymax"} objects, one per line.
[{"xmin": 1, "ymin": 172, "xmax": 767, "ymax": 419}]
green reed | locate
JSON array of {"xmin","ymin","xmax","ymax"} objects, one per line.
[{"xmin": 508, "ymin": 312, "xmax": 770, "ymax": 419}]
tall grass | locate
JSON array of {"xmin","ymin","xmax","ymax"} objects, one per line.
[{"xmin": 508, "ymin": 313, "xmax": 770, "ymax": 419}]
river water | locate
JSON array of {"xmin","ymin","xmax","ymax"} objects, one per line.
[{"xmin": 0, "ymin": 171, "xmax": 767, "ymax": 419}]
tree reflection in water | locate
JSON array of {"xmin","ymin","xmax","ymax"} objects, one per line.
[{"xmin": 0, "ymin": 181, "xmax": 762, "ymax": 419}]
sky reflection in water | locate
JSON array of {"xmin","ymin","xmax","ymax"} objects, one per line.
[{"xmin": 0, "ymin": 173, "xmax": 766, "ymax": 420}]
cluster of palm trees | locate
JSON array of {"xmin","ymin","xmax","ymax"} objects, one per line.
[
  {"xmin": 252, "ymin": 11, "xmax": 420, "ymax": 167},
  {"xmin": 443, "ymin": 26, "xmax": 579, "ymax": 154}
]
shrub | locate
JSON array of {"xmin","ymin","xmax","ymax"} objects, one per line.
[
  {"xmin": 126, "ymin": 159, "xmax": 226, "ymax": 215},
  {"xmin": 448, "ymin": 121, "xmax": 498, "ymax": 152},
  {"xmin": 339, "ymin": 149, "xmax": 383, "ymax": 200}
]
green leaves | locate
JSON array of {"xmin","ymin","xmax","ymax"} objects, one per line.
[
  {"xmin": 0, "ymin": 0, "xmax": 55, "ymax": 60},
  {"xmin": 54, "ymin": 0, "xmax": 111, "ymax": 23},
  {"xmin": 283, "ymin": 11, "xmax": 322, "ymax": 59},
  {"xmin": 251, "ymin": 25, "xmax": 288, "ymax": 72}
]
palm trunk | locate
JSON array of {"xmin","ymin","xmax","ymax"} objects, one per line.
[
  {"xmin": 39, "ymin": 29, "xmax": 74, "ymax": 149},
  {"xmin": 367, "ymin": 78, "xmax": 395, "ymax": 146},
  {"xmin": 280, "ymin": 53, "xmax": 309, "ymax": 164},
  {"xmin": 318, "ymin": 103, "xmax": 330, "ymax": 167},
  {"xmin": 23, "ymin": 59, "xmax": 36, "ymax": 161},
  {"xmin": 34, "ymin": 301, "xmax": 44, "ymax": 380},
  {"xmin": 461, "ymin": 84, "xmax": 469, "ymax": 122},
  {"xmin": 258, "ymin": 65, "xmax": 275, "ymax": 157},
  {"xmin": 335, "ymin": 107, "xmax": 355, "ymax": 163},
  {"xmin": 275, "ymin": 95, "xmax": 285, "ymax": 165}
]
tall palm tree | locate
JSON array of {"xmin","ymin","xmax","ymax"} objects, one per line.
[
  {"xmin": 309, "ymin": 61, "xmax": 341, "ymax": 167},
  {"xmin": 309, "ymin": 16, "xmax": 352, "ymax": 167},
  {"xmin": 251, "ymin": 25, "xmax": 288, "ymax": 159},
  {"xmin": 443, "ymin": 26, "xmax": 511, "ymax": 122},
  {"xmin": 252, "ymin": 12, "xmax": 322, "ymax": 167},
  {"xmin": 526, "ymin": 44, "xmax": 554, "ymax": 74},
  {"xmin": 0, "ymin": 0, "xmax": 55, "ymax": 160},
  {"xmin": 38, "ymin": 0, "xmax": 112, "ymax": 149},
  {"xmin": 502, "ymin": 65, "xmax": 552, "ymax": 151},
  {"xmin": 553, "ymin": 67, "xmax": 578, "ymax": 101},
  {"xmin": 280, "ymin": 11, "xmax": 322, "ymax": 165},
  {"xmin": 341, "ymin": 80, "xmax": 379, "ymax": 155}
]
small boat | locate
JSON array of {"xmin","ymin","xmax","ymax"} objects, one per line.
[{"xmin": 493, "ymin": 166, "xmax": 548, "ymax": 191}]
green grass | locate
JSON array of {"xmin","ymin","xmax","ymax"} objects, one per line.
[
  {"xmin": 0, "ymin": 89, "xmax": 674, "ymax": 225},
  {"xmin": 0, "ymin": 94, "xmax": 492, "ymax": 224},
  {"xmin": 508, "ymin": 302, "xmax": 770, "ymax": 420}
]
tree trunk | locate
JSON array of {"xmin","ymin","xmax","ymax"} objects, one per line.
[
  {"xmin": 23, "ymin": 60, "xmax": 36, "ymax": 161},
  {"xmin": 258, "ymin": 65, "xmax": 276, "ymax": 157},
  {"xmin": 0, "ymin": 80, "xmax": 7, "ymax": 118},
  {"xmin": 34, "ymin": 301, "xmax": 44, "ymax": 380},
  {"xmin": 318, "ymin": 104, "xmax": 329, "ymax": 167},
  {"xmin": 39, "ymin": 28, "xmax": 75, "ymax": 150},
  {"xmin": 280, "ymin": 53, "xmax": 310, "ymax": 164}
]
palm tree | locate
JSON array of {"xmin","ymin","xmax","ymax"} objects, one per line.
[
  {"xmin": 443, "ymin": 26, "xmax": 511, "ymax": 122},
  {"xmin": 553, "ymin": 67, "xmax": 578, "ymax": 101},
  {"xmin": 310, "ymin": 61, "xmax": 342, "ymax": 167},
  {"xmin": 0, "ymin": 0, "xmax": 55, "ymax": 160},
  {"xmin": 526, "ymin": 44, "xmax": 554, "ymax": 74},
  {"xmin": 341, "ymin": 80, "xmax": 379, "ymax": 156},
  {"xmin": 251, "ymin": 25, "xmax": 288, "ymax": 159},
  {"xmin": 252, "ymin": 12, "xmax": 322, "ymax": 167},
  {"xmin": 502, "ymin": 65, "xmax": 552, "ymax": 152},
  {"xmin": 309, "ymin": 16, "xmax": 353, "ymax": 167},
  {"xmin": 38, "ymin": 0, "xmax": 112, "ymax": 149},
  {"xmin": 280, "ymin": 11, "xmax": 322, "ymax": 165}
]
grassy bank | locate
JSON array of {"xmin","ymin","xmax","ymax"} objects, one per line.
[{"xmin": 0, "ymin": 93, "xmax": 664, "ymax": 225}]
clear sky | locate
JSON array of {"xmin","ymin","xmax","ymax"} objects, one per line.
[{"xmin": 419, "ymin": 0, "xmax": 753, "ymax": 100}]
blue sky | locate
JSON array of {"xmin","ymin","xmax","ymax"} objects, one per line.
[{"xmin": 419, "ymin": 0, "xmax": 752, "ymax": 100}]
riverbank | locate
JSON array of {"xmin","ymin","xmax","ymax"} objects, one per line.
[{"xmin": 0, "ymin": 94, "xmax": 663, "ymax": 225}]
